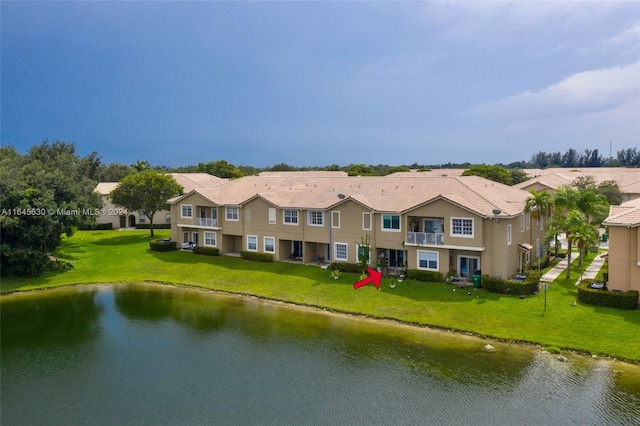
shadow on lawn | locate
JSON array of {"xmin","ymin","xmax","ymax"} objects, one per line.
[{"xmin": 378, "ymin": 280, "xmax": 509, "ymax": 304}]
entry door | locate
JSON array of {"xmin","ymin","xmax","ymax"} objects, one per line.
[
  {"xmin": 192, "ymin": 232, "xmax": 199, "ymax": 246},
  {"xmin": 387, "ymin": 250, "xmax": 406, "ymax": 268},
  {"xmin": 183, "ymin": 232, "xmax": 189, "ymax": 243},
  {"xmin": 292, "ymin": 241, "xmax": 303, "ymax": 258},
  {"xmin": 459, "ymin": 256, "xmax": 480, "ymax": 277}
]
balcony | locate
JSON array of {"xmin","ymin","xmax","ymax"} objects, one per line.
[
  {"xmin": 406, "ymin": 232, "xmax": 445, "ymax": 247},
  {"xmin": 196, "ymin": 217, "xmax": 218, "ymax": 228}
]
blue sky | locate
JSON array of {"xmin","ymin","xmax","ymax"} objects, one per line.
[{"xmin": 2, "ymin": 1, "xmax": 639, "ymax": 168}]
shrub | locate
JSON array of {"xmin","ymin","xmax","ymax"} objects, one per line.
[
  {"xmin": 149, "ymin": 239, "xmax": 178, "ymax": 252},
  {"xmin": 577, "ymin": 280, "xmax": 638, "ymax": 310},
  {"xmin": 329, "ymin": 262, "xmax": 363, "ymax": 274},
  {"xmin": 78, "ymin": 222, "xmax": 113, "ymax": 230},
  {"xmin": 482, "ymin": 275, "xmax": 539, "ymax": 296},
  {"xmin": 136, "ymin": 224, "xmax": 171, "ymax": 230},
  {"xmin": 407, "ymin": 269, "xmax": 445, "ymax": 283},
  {"xmin": 530, "ymin": 255, "xmax": 549, "ymax": 270},
  {"xmin": 193, "ymin": 246, "xmax": 220, "ymax": 256},
  {"xmin": 240, "ymin": 251, "xmax": 273, "ymax": 262}
]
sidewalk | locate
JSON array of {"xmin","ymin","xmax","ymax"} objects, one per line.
[{"xmin": 539, "ymin": 251, "xmax": 607, "ymax": 285}]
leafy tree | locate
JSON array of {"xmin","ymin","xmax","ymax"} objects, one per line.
[
  {"xmin": 597, "ymin": 180, "xmax": 622, "ymax": 205},
  {"xmin": 269, "ymin": 163, "xmax": 297, "ymax": 171},
  {"xmin": 346, "ymin": 164, "xmax": 374, "ymax": 176},
  {"xmin": 569, "ymin": 222, "xmax": 598, "ymax": 269},
  {"xmin": 356, "ymin": 234, "xmax": 371, "ymax": 276},
  {"xmin": 524, "ymin": 189, "xmax": 552, "ymax": 254},
  {"xmin": 560, "ymin": 209, "xmax": 587, "ymax": 279},
  {"xmin": 196, "ymin": 160, "xmax": 245, "ymax": 179},
  {"xmin": 571, "ymin": 175, "xmax": 597, "ymax": 191},
  {"xmin": 0, "ymin": 141, "xmax": 101, "ymax": 277},
  {"xmin": 461, "ymin": 164, "xmax": 513, "ymax": 185},
  {"xmin": 509, "ymin": 169, "xmax": 529, "ymax": 185},
  {"xmin": 616, "ymin": 148, "xmax": 639, "ymax": 167},
  {"xmin": 97, "ymin": 162, "xmax": 132, "ymax": 182},
  {"xmin": 110, "ymin": 170, "xmax": 183, "ymax": 236}
]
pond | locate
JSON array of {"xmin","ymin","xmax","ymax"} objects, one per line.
[{"xmin": 2, "ymin": 283, "xmax": 639, "ymax": 425}]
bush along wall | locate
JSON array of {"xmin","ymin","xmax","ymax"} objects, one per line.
[
  {"xmin": 149, "ymin": 239, "xmax": 178, "ymax": 252},
  {"xmin": 481, "ymin": 275, "xmax": 539, "ymax": 296},
  {"xmin": 329, "ymin": 262, "xmax": 364, "ymax": 274},
  {"xmin": 136, "ymin": 224, "xmax": 172, "ymax": 230},
  {"xmin": 240, "ymin": 251, "xmax": 273, "ymax": 262},
  {"xmin": 193, "ymin": 246, "xmax": 220, "ymax": 256},
  {"xmin": 577, "ymin": 280, "xmax": 639, "ymax": 310},
  {"xmin": 407, "ymin": 270, "xmax": 445, "ymax": 283}
]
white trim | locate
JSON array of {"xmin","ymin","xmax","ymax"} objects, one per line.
[
  {"xmin": 204, "ymin": 231, "xmax": 217, "ymax": 247},
  {"xmin": 180, "ymin": 204, "xmax": 193, "ymax": 219},
  {"xmin": 226, "ymin": 206, "xmax": 239, "ymax": 221},
  {"xmin": 247, "ymin": 235, "xmax": 258, "ymax": 252},
  {"xmin": 525, "ymin": 212, "xmax": 531, "ymax": 230},
  {"xmin": 332, "ymin": 211, "xmax": 340, "ymax": 228},
  {"xmin": 283, "ymin": 209, "xmax": 299, "ymax": 225},
  {"xmin": 450, "ymin": 217, "xmax": 474, "ymax": 238},
  {"xmin": 381, "ymin": 214, "xmax": 401, "ymax": 232},
  {"xmin": 507, "ymin": 224, "xmax": 512, "ymax": 245},
  {"xmin": 308, "ymin": 210, "xmax": 324, "ymax": 227},
  {"xmin": 264, "ymin": 236, "xmax": 275, "ymax": 253},
  {"xmin": 520, "ymin": 215, "xmax": 525, "ymax": 232},
  {"xmin": 417, "ymin": 250, "xmax": 439, "ymax": 271},
  {"xmin": 334, "ymin": 242, "xmax": 348, "ymax": 261},
  {"xmin": 268, "ymin": 208, "xmax": 276, "ymax": 224},
  {"xmin": 362, "ymin": 212, "xmax": 372, "ymax": 231}
]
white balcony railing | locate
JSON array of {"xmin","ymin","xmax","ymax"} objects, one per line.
[
  {"xmin": 196, "ymin": 217, "xmax": 218, "ymax": 228},
  {"xmin": 406, "ymin": 232, "xmax": 445, "ymax": 246}
]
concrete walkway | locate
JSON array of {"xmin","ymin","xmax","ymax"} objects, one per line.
[{"xmin": 539, "ymin": 251, "xmax": 607, "ymax": 285}]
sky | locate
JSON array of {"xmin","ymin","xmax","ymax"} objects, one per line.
[{"xmin": 2, "ymin": 1, "xmax": 639, "ymax": 168}]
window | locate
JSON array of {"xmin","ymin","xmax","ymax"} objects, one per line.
[
  {"xmin": 451, "ymin": 217, "xmax": 473, "ymax": 237},
  {"xmin": 507, "ymin": 224, "xmax": 512, "ymax": 245},
  {"xmin": 181, "ymin": 204, "xmax": 193, "ymax": 219},
  {"xmin": 525, "ymin": 212, "xmax": 530, "ymax": 230},
  {"xmin": 308, "ymin": 211, "xmax": 324, "ymax": 226},
  {"xmin": 363, "ymin": 212, "xmax": 372, "ymax": 230},
  {"xmin": 334, "ymin": 243, "xmax": 348, "ymax": 261},
  {"xmin": 525, "ymin": 250, "xmax": 530, "ymax": 264},
  {"xmin": 520, "ymin": 215, "xmax": 525, "ymax": 232},
  {"xmin": 418, "ymin": 251, "xmax": 438, "ymax": 271},
  {"xmin": 204, "ymin": 232, "xmax": 217, "ymax": 247},
  {"xmin": 539, "ymin": 216, "xmax": 544, "ymax": 231},
  {"xmin": 247, "ymin": 235, "xmax": 258, "ymax": 251},
  {"xmin": 268, "ymin": 208, "xmax": 276, "ymax": 224},
  {"xmin": 332, "ymin": 211, "xmax": 340, "ymax": 228},
  {"xmin": 382, "ymin": 214, "xmax": 400, "ymax": 231},
  {"xmin": 356, "ymin": 244, "xmax": 371, "ymax": 264},
  {"xmin": 226, "ymin": 207, "xmax": 239, "ymax": 221},
  {"xmin": 264, "ymin": 237, "xmax": 275, "ymax": 253},
  {"xmin": 284, "ymin": 210, "xmax": 298, "ymax": 225},
  {"xmin": 245, "ymin": 209, "xmax": 251, "ymax": 222},
  {"xmin": 165, "ymin": 213, "xmax": 171, "ymax": 223},
  {"xmin": 139, "ymin": 214, "xmax": 146, "ymax": 224}
]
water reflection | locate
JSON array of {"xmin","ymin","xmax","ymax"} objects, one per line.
[{"xmin": 1, "ymin": 283, "xmax": 638, "ymax": 426}]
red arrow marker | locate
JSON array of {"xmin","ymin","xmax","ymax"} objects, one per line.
[{"xmin": 353, "ymin": 267, "xmax": 382, "ymax": 290}]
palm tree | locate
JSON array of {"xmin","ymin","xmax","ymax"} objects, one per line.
[
  {"xmin": 561, "ymin": 210, "xmax": 587, "ymax": 279},
  {"xmin": 131, "ymin": 159, "xmax": 151, "ymax": 172},
  {"xmin": 569, "ymin": 222, "xmax": 599, "ymax": 268},
  {"xmin": 524, "ymin": 189, "xmax": 552, "ymax": 258},
  {"xmin": 575, "ymin": 188, "xmax": 609, "ymax": 225}
]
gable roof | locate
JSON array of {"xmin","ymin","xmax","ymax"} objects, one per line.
[
  {"xmin": 603, "ymin": 198, "xmax": 640, "ymax": 227},
  {"xmin": 96, "ymin": 173, "xmax": 225, "ymax": 198},
  {"xmin": 516, "ymin": 168, "xmax": 640, "ymax": 195}
]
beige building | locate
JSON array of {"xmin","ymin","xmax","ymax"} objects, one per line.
[
  {"xmin": 603, "ymin": 198, "xmax": 640, "ymax": 299},
  {"xmin": 96, "ymin": 173, "xmax": 227, "ymax": 229},
  {"xmin": 168, "ymin": 172, "xmax": 544, "ymax": 279}
]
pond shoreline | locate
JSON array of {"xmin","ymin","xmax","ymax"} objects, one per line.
[{"xmin": 4, "ymin": 280, "xmax": 638, "ymax": 366}]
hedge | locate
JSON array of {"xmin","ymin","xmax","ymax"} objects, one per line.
[
  {"xmin": 407, "ymin": 270, "xmax": 445, "ymax": 282},
  {"xmin": 481, "ymin": 275, "xmax": 539, "ymax": 296},
  {"xmin": 193, "ymin": 246, "xmax": 220, "ymax": 256},
  {"xmin": 78, "ymin": 222, "xmax": 113, "ymax": 230},
  {"xmin": 240, "ymin": 251, "xmax": 273, "ymax": 262},
  {"xmin": 149, "ymin": 239, "xmax": 178, "ymax": 252},
  {"xmin": 329, "ymin": 262, "xmax": 364, "ymax": 274},
  {"xmin": 577, "ymin": 279, "xmax": 638, "ymax": 310},
  {"xmin": 136, "ymin": 223, "xmax": 171, "ymax": 230}
]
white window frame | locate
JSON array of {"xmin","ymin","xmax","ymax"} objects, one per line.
[
  {"xmin": 165, "ymin": 213, "xmax": 171, "ymax": 223},
  {"xmin": 382, "ymin": 214, "xmax": 401, "ymax": 232},
  {"xmin": 308, "ymin": 211, "xmax": 324, "ymax": 226},
  {"xmin": 520, "ymin": 215, "xmax": 525, "ymax": 232},
  {"xmin": 268, "ymin": 208, "xmax": 276, "ymax": 224},
  {"xmin": 181, "ymin": 204, "xmax": 193, "ymax": 219},
  {"xmin": 507, "ymin": 224, "xmax": 512, "ymax": 245},
  {"xmin": 139, "ymin": 214, "xmax": 146, "ymax": 224},
  {"xmin": 356, "ymin": 244, "xmax": 372, "ymax": 265},
  {"xmin": 247, "ymin": 235, "xmax": 258, "ymax": 252},
  {"xmin": 332, "ymin": 211, "xmax": 340, "ymax": 228},
  {"xmin": 264, "ymin": 236, "xmax": 275, "ymax": 253},
  {"xmin": 363, "ymin": 212, "xmax": 372, "ymax": 231},
  {"xmin": 226, "ymin": 207, "xmax": 239, "ymax": 221},
  {"xmin": 334, "ymin": 242, "xmax": 348, "ymax": 261},
  {"xmin": 525, "ymin": 212, "xmax": 530, "ymax": 230},
  {"xmin": 204, "ymin": 231, "xmax": 217, "ymax": 247},
  {"xmin": 450, "ymin": 217, "xmax": 474, "ymax": 238},
  {"xmin": 417, "ymin": 250, "xmax": 439, "ymax": 271},
  {"xmin": 283, "ymin": 210, "xmax": 299, "ymax": 225}
]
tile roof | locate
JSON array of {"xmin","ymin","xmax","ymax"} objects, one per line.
[
  {"xmin": 603, "ymin": 198, "xmax": 640, "ymax": 227},
  {"xmin": 173, "ymin": 173, "xmax": 529, "ymax": 217},
  {"xmin": 517, "ymin": 168, "xmax": 640, "ymax": 195},
  {"xmin": 95, "ymin": 182, "xmax": 119, "ymax": 195},
  {"xmin": 97, "ymin": 173, "xmax": 226, "ymax": 196}
]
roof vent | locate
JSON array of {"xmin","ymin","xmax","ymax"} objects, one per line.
[
  {"xmin": 338, "ymin": 194, "xmax": 346, "ymax": 199},
  {"xmin": 492, "ymin": 209, "xmax": 502, "ymax": 215}
]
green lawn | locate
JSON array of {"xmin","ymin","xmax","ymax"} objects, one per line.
[{"xmin": 2, "ymin": 230, "xmax": 639, "ymax": 362}]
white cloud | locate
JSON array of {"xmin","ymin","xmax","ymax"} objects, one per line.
[{"xmin": 470, "ymin": 62, "xmax": 640, "ymax": 122}]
